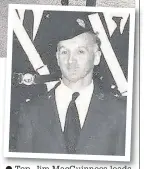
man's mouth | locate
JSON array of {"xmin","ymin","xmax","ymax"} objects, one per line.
[{"xmin": 67, "ymin": 64, "xmax": 79, "ymax": 70}]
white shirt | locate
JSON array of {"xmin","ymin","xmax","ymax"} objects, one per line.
[{"xmin": 55, "ymin": 81, "xmax": 94, "ymax": 131}]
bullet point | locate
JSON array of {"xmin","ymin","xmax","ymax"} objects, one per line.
[{"xmin": 6, "ymin": 166, "xmax": 12, "ymax": 169}]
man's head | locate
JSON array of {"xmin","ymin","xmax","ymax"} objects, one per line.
[{"xmin": 56, "ymin": 31, "xmax": 101, "ymax": 83}]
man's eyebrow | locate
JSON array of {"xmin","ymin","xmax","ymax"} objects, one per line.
[
  {"xmin": 77, "ymin": 46, "xmax": 89, "ymax": 51},
  {"xmin": 78, "ymin": 46, "xmax": 87, "ymax": 49},
  {"xmin": 57, "ymin": 45, "xmax": 66, "ymax": 51}
]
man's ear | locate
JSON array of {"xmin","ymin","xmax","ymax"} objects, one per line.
[
  {"xmin": 56, "ymin": 51, "xmax": 60, "ymax": 66},
  {"xmin": 93, "ymin": 44, "xmax": 101, "ymax": 65}
]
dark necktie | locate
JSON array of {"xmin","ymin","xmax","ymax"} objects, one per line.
[{"xmin": 64, "ymin": 92, "xmax": 81, "ymax": 154}]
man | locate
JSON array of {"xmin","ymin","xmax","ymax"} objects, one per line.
[{"xmin": 15, "ymin": 12, "xmax": 126, "ymax": 155}]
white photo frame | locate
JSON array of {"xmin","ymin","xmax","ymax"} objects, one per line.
[{"xmin": 4, "ymin": 4, "xmax": 135, "ymax": 161}]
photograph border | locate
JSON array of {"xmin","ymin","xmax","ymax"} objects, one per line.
[{"xmin": 3, "ymin": 4, "xmax": 135, "ymax": 161}]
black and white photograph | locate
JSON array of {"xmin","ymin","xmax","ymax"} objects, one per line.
[{"xmin": 4, "ymin": 4, "xmax": 135, "ymax": 161}]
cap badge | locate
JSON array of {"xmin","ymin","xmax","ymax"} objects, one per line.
[{"xmin": 76, "ymin": 18, "xmax": 85, "ymax": 28}]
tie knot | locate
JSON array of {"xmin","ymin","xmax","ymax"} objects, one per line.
[{"xmin": 72, "ymin": 92, "xmax": 80, "ymax": 101}]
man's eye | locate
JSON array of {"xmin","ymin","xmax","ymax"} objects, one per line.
[
  {"xmin": 60, "ymin": 50, "xmax": 68, "ymax": 55},
  {"xmin": 78, "ymin": 49, "xmax": 85, "ymax": 54}
]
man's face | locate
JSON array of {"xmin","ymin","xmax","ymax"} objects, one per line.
[{"xmin": 56, "ymin": 32, "xmax": 101, "ymax": 82}]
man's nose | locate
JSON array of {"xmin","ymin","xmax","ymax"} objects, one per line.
[{"xmin": 68, "ymin": 53, "xmax": 75, "ymax": 63}]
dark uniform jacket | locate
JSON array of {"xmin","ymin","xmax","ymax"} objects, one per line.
[{"xmin": 16, "ymin": 82, "xmax": 126, "ymax": 155}]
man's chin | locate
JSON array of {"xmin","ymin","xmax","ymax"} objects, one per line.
[{"xmin": 66, "ymin": 76, "xmax": 81, "ymax": 83}]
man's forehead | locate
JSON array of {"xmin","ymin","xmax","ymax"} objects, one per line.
[{"xmin": 58, "ymin": 32, "xmax": 95, "ymax": 46}]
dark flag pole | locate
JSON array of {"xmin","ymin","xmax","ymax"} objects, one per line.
[
  {"xmin": 61, "ymin": 0, "xmax": 69, "ymax": 5},
  {"xmin": 86, "ymin": 0, "xmax": 96, "ymax": 6}
]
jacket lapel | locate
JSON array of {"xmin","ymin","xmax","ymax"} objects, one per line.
[
  {"xmin": 38, "ymin": 85, "xmax": 67, "ymax": 153},
  {"xmin": 76, "ymin": 84, "xmax": 106, "ymax": 154}
]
